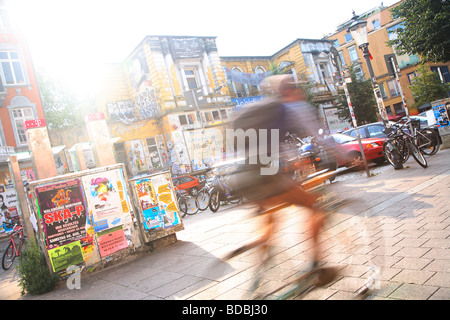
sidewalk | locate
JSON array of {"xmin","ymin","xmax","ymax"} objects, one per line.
[{"xmin": 4, "ymin": 148, "xmax": 450, "ymax": 300}]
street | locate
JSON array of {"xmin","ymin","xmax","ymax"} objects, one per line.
[{"xmin": 0, "ymin": 148, "xmax": 449, "ymax": 300}]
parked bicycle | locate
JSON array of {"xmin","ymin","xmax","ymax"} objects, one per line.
[
  {"xmin": 196, "ymin": 179, "xmax": 212, "ymax": 211},
  {"xmin": 407, "ymin": 118, "xmax": 440, "ymax": 156},
  {"xmin": 176, "ymin": 189, "xmax": 199, "ymax": 218},
  {"xmin": 208, "ymin": 172, "xmax": 243, "ymax": 213},
  {"xmin": 383, "ymin": 119, "xmax": 428, "ymax": 169},
  {"xmin": 2, "ymin": 221, "xmax": 27, "ymax": 270}
]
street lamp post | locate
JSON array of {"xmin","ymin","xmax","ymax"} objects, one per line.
[
  {"xmin": 348, "ymin": 12, "xmax": 403, "ymax": 169},
  {"xmin": 347, "ymin": 12, "xmax": 391, "ymax": 130}
]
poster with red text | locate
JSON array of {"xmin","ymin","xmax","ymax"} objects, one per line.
[
  {"xmin": 96, "ymin": 226, "xmax": 128, "ymax": 257},
  {"xmin": 35, "ymin": 180, "xmax": 87, "ymax": 248}
]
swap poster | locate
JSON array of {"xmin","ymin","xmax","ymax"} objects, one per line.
[
  {"xmin": 35, "ymin": 179, "xmax": 87, "ymax": 248},
  {"xmin": 82, "ymin": 169, "xmax": 132, "ymax": 232},
  {"xmin": 48, "ymin": 241, "xmax": 84, "ymax": 273}
]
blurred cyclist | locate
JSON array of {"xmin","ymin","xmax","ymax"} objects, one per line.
[{"xmin": 227, "ymin": 75, "xmax": 326, "ymax": 269}]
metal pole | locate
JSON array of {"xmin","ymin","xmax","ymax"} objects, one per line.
[
  {"xmin": 360, "ymin": 44, "xmax": 391, "ymax": 130},
  {"xmin": 390, "ymin": 57, "xmax": 413, "ymax": 133},
  {"xmin": 342, "ymin": 80, "xmax": 371, "ymax": 177}
]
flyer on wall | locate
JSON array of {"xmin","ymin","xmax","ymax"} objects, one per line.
[{"xmin": 82, "ymin": 168, "xmax": 132, "ymax": 232}]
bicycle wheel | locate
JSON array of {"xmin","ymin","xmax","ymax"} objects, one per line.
[
  {"xmin": 185, "ymin": 196, "xmax": 199, "ymax": 215},
  {"xmin": 178, "ymin": 197, "xmax": 188, "ymax": 218},
  {"xmin": 2, "ymin": 242, "xmax": 16, "ymax": 270},
  {"xmin": 417, "ymin": 128, "xmax": 440, "ymax": 156},
  {"xmin": 407, "ymin": 141, "xmax": 428, "ymax": 168},
  {"xmin": 209, "ymin": 189, "xmax": 220, "ymax": 213},
  {"xmin": 197, "ymin": 188, "xmax": 210, "ymax": 211},
  {"xmin": 383, "ymin": 139, "xmax": 408, "ymax": 168}
]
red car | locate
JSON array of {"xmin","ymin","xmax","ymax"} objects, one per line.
[
  {"xmin": 328, "ymin": 133, "xmax": 386, "ymax": 168},
  {"xmin": 172, "ymin": 175, "xmax": 201, "ymax": 196}
]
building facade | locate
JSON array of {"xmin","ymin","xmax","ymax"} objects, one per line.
[
  {"xmin": 221, "ymin": 38, "xmax": 348, "ymax": 133},
  {"xmin": 94, "ymin": 36, "xmax": 235, "ymax": 177},
  {"xmin": 0, "ymin": 0, "xmax": 46, "ymax": 186},
  {"xmin": 326, "ymin": 2, "xmax": 450, "ymax": 118}
]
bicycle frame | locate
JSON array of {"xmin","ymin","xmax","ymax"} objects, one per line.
[{"xmin": 7, "ymin": 226, "xmax": 25, "ymax": 256}]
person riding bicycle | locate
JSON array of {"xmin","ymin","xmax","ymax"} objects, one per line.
[{"xmin": 228, "ymin": 74, "xmax": 327, "ymax": 269}]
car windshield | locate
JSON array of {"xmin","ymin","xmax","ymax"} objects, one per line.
[{"xmin": 332, "ymin": 133, "xmax": 357, "ymax": 144}]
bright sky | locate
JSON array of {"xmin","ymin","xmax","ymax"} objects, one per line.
[{"xmin": 9, "ymin": 0, "xmax": 399, "ymax": 97}]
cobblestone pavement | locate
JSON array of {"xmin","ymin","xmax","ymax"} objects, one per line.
[{"xmin": 1, "ymin": 148, "xmax": 449, "ymax": 300}]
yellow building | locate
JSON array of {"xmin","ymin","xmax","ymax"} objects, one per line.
[
  {"xmin": 95, "ymin": 36, "xmax": 235, "ymax": 177},
  {"xmin": 326, "ymin": 2, "xmax": 450, "ymax": 118},
  {"xmin": 221, "ymin": 38, "xmax": 346, "ymax": 133}
]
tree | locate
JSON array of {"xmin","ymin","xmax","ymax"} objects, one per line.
[
  {"xmin": 335, "ymin": 65, "xmax": 378, "ymax": 125},
  {"xmin": 388, "ymin": 0, "xmax": 450, "ymax": 63},
  {"xmin": 37, "ymin": 71, "xmax": 84, "ymax": 130},
  {"xmin": 409, "ymin": 63, "xmax": 450, "ymax": 108}
]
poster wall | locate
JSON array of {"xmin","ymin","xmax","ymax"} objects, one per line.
[
  {"xmin": 135, "ymin": 172, "xmax": 180, "ymax": 231},
  {"xmin": 132, "ymin": 171, "xmax": 183, "ymax": 242}
]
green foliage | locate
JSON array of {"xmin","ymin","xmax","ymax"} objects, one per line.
[
  {"xmin": 336, "ymin": 65, "xmax": 378, "ymax": 125},
  {"xmin": 37, "ymin": 70, "xmax": 84, "ymax": 130},
  {"xmin": 16, "ymin": 239, "xmax": 59, "ymax": 295},
  {"xmin": 409, "ymin": 64, "xmax": 450, "ymax": 108},
  {"xmin": 388, "ymin": 0, "xmax": 450, "ymax": 63}
]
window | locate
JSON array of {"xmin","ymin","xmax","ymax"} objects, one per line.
[
  {"xmin": 372, "ymin": 19, "xmax": 380, "ymax": 30},
  {"xmin": 178, "ymin": 115, "xmax": 188, "ymax": 125},
  {"xmin": 367, "ymin": 124, "xmax": 386, "ymax": 138},
  {"xmin": 184, "ymin": 69, "xmax": 198, "ymax": 89},
  {"xmin": 0, "ymin": 1, "xmax": 12, "ymax": 30},
  {"xmin": 0, "ymin": 51, "xmax": 25, "ymax": 85},
  {"xmin": 379, "ymin": 83, "xmax": 388, "ymax": 99},
  {"xmin": 146, "ymin": 137, "xmax": 162, "ymax": 169},
  {"xmin": 407, "ymin": 72, "xmax": 418, "ymax": 85},
  {"xmin": 338, "ymin": 51, "xmax": 346, "ymax": 67},
  {"xmin": 220, "ymin": 109, "xmax": 228, "ymax": 120},
  {"xmin": 394, "ymin": 102, "xmax": 406, "ymax": 116},
  {"xmin": 387, "ymin": 80, "xmax": 400, "ymax": 98},
  {"xmin": 334, "ymin": 40, "xmax": 339, "ymax": 47},
  {"xmin": 212, "ymin": 110, "xmax": 220, "ymax": 121},
  {"xmin": 430, "ymin": 66, "xmax": 450, "ymax": 84},
  {"xmin": 385, "ymin": 106, "xmax": 393, "ymax": 116},
  {"xmin": 354, "ymin": 65, "xmax": 364, "ymax": 80},
  {"xmin": 344, "ymin": 33, "xmax": 353, "ymax": 43},
  {"xmin": 345, "ymin": 128, "xmax": 366, "ymax": 139},
  {"xmin": 12, "ymin": 107, "xmax": 34, "ymax": 145},
  {"xmin": 348, "ymin": 46, "xmax": 358, "ymax": 63}
]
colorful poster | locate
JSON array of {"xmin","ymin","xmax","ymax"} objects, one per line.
[
  {"xmin": 48, "ymin": 241, "xmax": 84, "ymax": 273},
  {"xmin": 135, "ymin": 173, "xmax": 180, "ymax": 231},
  {"xmin": 96, "ymin": 226, "xmax": 129, "ymax": 257},
  {"xmin": 35, "ymin": 180, "xmax": 87, "ymax": 247},
  {"xmin": 0, "ymin": 188, "xmax": 18, "ymax": 233},
  {"xmin": 82, "ymin": 169, "xmax": 131, "ymax": 232},
  {"xmin": 135, "ymin": 178, "xmax": 162, "ymax": 230}
]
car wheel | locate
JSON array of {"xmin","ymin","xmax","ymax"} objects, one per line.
[{"xmin": 347, "ymin": 151, "xmax": 363, "ymax": 170}]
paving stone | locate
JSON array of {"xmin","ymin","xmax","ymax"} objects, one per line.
[
  {"xmin": 390, "ymin": 270, "xmax": 435, "ymax": 285},
  {"xmin": 388, "ymin": 283, "xmax": 439, "ymax": 300}
]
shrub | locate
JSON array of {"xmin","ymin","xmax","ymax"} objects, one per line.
[{"xmin": 16, "ymin": 239, "xmax": 59, "ymax": 295}]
